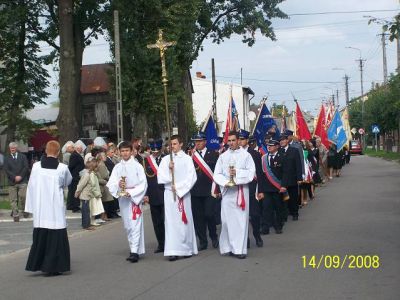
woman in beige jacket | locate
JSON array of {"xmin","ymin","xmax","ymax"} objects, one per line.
[{"xmin": 75, "ymin": 158, "xmax": 104, "ymax": 230}]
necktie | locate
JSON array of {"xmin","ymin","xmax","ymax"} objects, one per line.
[
  {"xmin": 198, "ymin": 150, "xmax": 203, "ymax": 158},
  {"xmin": 269, "ymin": 155, "xmax": 274, "ymax": 165},
  {"xmin": 13, "ymin": 154, "xmax": 16, "ymax": 160}
]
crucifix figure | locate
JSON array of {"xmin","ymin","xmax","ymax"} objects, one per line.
[{"xmin": 147, "ymin": 29, "xmax": 177, "ymax": 199}]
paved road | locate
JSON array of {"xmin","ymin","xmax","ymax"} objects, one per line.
[{"xmin": 0, "ymin": 156, "xmax": 399, "ymax": 300}]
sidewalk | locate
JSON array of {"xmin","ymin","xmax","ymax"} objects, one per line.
[{"xmin": 0, "ymin": 209, "xmax": 81, "ymax": 223}]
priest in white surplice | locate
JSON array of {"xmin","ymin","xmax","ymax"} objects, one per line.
[
  {"xmin": 107, "ymin": 141, "xmax": 147, "ymax": 263},
  {"xmin": 25, "ymin": 141, "xmax": 72, "ymax": 275},
  {"xmin": 158, "ymin": 135, "xmax": 198, "ymax": 261},
  {"xmin": 214, "ymin": 131, "xmax": 256, "ymax": 259}
]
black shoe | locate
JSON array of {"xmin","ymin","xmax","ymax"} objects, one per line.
[
  {"xmin": 23, "ymin": 212, "xmax": 30, "ymax": 218},
  {"xmin": 72, "ymin": 208, "xmax": 81, "ymax": 213},
  {"xmin": 183, "ymin": 255, "xmax": 192, "ymax": 259},
  {"xmin": 127, "ymin": 253, "xmax": 139, "ymax": 263},
  {"xmin": 13, "ymin": 216, "xmax": 20, "ymax": 222},
  {"xmin": 292, "ymin": 215, "xmax": 298, "ymax": 221},
  {"xmin": 212, "ymin": 239, "xmax": 219, "ymax": 248},
  {"xmin": 154, "ymin": 246, "xmax": 164, "ymax": 254},
  {"xmin": 168, "ymin": 256, "xmax": 178, "ymax": 262},
  {"xmin": 228, "ymin": 252, "xmax": 234, "ymax": 256},
  {"xmin": 255, "ymin": 236, "xmax": 263, "ymax": 247},
  {"xmin": 275, "ymin": 228, "xmax": 283, "ymax": 234},
  {"xmin": 198, "ymin": 244, "xmax": 207, "ymax": 251},
  {"xmin": 261, "ymin": 228, "xmax": 270, "ymax": 235},
  {"xmin": 46, "ymin": 272, "xmax": 62, "ymax": 276},
  {"xmin": 236, "ymin": 254, "xmax": 247, "ymax": 259}
]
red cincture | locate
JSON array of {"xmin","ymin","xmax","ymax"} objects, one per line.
[
  {"xmin": 236, "ymin": 185, "xmax": 245, "ymax": 211},
  {"xmin": 131, "ymin": 204, "xmax": 142, "ymax": 220},
  {"xmin": 178, "ymin": 197, "xmax": 188, "ymax": 224}
]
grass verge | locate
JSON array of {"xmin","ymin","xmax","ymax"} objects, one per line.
[{"xmin": 364, "ymin": 148, "xmax": 400, "ymax": 162}]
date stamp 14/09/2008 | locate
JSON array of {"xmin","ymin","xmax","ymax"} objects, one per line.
[{"xmin": 301, "ymin": 255, "xmax": 380, "ymax": 269}]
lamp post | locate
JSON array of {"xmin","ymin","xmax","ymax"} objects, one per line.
[{"xmin": 346, "ymin": 46, "xmax": 366, "ymax": 148}]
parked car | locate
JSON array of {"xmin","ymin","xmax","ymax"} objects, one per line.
[{"xmin": 350, "ymin": 140, "xmax": 363, "ymax": 155}]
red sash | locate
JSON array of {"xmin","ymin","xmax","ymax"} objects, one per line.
[
  {"xmin": 178, "ymin": 197, "xmax": 188, "ymax": 224},
  {"xmin": 236, "ymin": 185, "xmax": 245, "ymax": 210},
  {"xmin": 131, "ymin": 203, "xmax": 142, "ymax": 220},
  {"xmin": 146, "ymin": 156, "xmax": 158, "ymax": 175},
  {"xmin": 192, "ymin": 151, "xmax": 220, "ymax": 196}
]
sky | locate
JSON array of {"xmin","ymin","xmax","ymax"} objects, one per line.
[{"xmin": 42, "ymin": 0, "xmax": 400, "ymax": 116}]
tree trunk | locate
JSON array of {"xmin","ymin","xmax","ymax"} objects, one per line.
[
  {"xmin": 56, "ymin": 0, "xmax": 79, "ymax": 146},
  {"xmin": 131, "ymin": 113, "xmax": 148, "ymax": 144},
  {"xmin": 73, "ymin": 21, "xmax": 84, "ymax": 137},
  {"xmin": 177, "ymin": 71, "xmax": 194, "ymax": 144}
]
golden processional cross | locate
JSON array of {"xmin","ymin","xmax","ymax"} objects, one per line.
[{"xmin": 147, "ymin": 29, "xmax": 177, "ymax": 200}]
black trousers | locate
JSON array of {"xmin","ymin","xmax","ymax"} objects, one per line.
[
  {"xmin": 287, "ymin": 185, "xmax": 300, "ymax": 217},
  {"xmin": 249, "ymin": 194, "xmax": 262, "ymax": 238},
  {"xmin": 191, "ymin": 195, "xmax": 217, "ymax": 247},
  {"xmin": 67, "ymin": 180, "xmax": 80, "ymax": 211},
  {"xmin": 81, "ymin": 200, "xmax": 91, "ymax": 228},
  {"xmin": 150, "ymin": 204, "xmax": 165, "ymax": 248},
  {"xmin": 264, "ymin": 192, "xmax": 285, "ymax": 230}
]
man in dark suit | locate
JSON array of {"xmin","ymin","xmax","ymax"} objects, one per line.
[
  {"xmin": 143, "ymin": 140, "xmax": 165, "ymax": 253},
  {"xmin": 67, "ymin": 144, "xmax": 85, "ymax": 212},
  {"xmin": 4, "ymin": 142, "xmax": 29, "ymax": 222},
  {"xmin": 191, "ymin": 132, "xmax": 219, "ymax": 250},
  {"xmin": 239, "ymin": 130, "xmax": 264, "ymax": 247},
  {"xmin": 279, "ymin": 134, "xmax": 303, "ymax": 220},
  {"xmin": 257, "ymin": 140, "xmax": 286, "ymax": 234}
]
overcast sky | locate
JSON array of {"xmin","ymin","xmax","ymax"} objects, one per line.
[{"xmin": 43, "ymin": 0, "xmax": 400, "ymax": 115}]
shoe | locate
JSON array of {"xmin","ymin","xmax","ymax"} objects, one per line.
[
  {"xmin": 292, "ymin": 216, "xmax": 298, "ymax": 221},
  {"xmin": 13, "ymin": 216, "xmax": 20, "ymax": 222},
  {"xmin": 168, "ymin": 256, "xmax": 178, "ymax": 261},
  {"xmin": 96, "ymin": 219, "xmax": 106, "ymax": 224},
  {"xmin": 255, "ymin": 236, "xmax": 263, "ymax": 247},
  {"xmin": 236, "ymin": 254, "xmax": 247, "ymax": 259},
  {"xmin": 91, "ymin": 223, "xmax": 101, "ymax": 226},
  {"xmin": 46, "ymin": 272, "xmax": 62, "ymax": 276},
  {"xmin": 212, "ymin": 239, "xmax": 219, "ymax": 248},
  {"xmin": 127, "ymin": 253, "xmax": 139, "ymax": 263},
  {"xmin": 261, "ymin": 228, "xmax": 270, "ymax": 235},
  {"xmin": 228, "ymin": 252, "xmax": 234, "ymax": 256},
  {"xmin": 72, "ymin": 209, "xmax": 81, "ymax": 213},
  {"xmin": 183, "ymin": 255, "xmax": 192, "ymax": 259},
  {"xmin": 198, "ymin": 244, "xmax": 207, "ymax": 251},
  {"xmin": 154, "ymin": 246, "xmax": 164, "ymax": 254},
  {"xmin": 23, "ymin": 212, "xmax": 30, "ymax": 218},
  {"xmin": 275, "ymin": 228, "xmax": 283, "ymax": 234}
]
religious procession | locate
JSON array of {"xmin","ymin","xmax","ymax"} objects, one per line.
[{"xmin": 1, "ymin": 1, "xmax": 399, "ymax": 300}]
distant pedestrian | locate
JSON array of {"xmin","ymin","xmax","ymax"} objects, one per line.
[{"xmin": 4, "ymin": 142, "xmax": 29, "ymax": 222}]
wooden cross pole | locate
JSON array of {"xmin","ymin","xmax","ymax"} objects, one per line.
[{"xmin": 147, "ymin": 29, "xmax": 177, "ymax": 200}]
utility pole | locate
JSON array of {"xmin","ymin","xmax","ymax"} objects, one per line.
[
  {"xmin": 379, "ymin": 31, "xmax": 389, "ymax": 83},
  {"xmin": 336, "ymin": 89, "xmax": 339, "ymax": 107},
  {"xmin": 211, "ymin": 58, "xmax": 217, "ymax": 130},
  {"xmin": 114, "ymin": 10, "xmax": 124, "ymax": 142},
  {"xmin": 344, "ymin": 75, "xmax": 350, "ymax": 105}
]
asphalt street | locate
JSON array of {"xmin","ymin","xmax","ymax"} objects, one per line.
[{"xmin": 0, "ymin": 155, "xmax": 399, "ymax": 300}]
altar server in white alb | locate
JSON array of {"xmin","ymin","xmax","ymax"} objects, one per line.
[
  {"xmin": 25, "ymin": 141, "xmax": 72, "ymax": 276},
  {"xmin": 157, "ymin": 135, "xmax": 198, "ymax": 261},
  {"xmin": 107, "ymin": 141, "xmax": 147, "ymax": 263},
  {"xmin": 213, "ymin": 131, "xmax": 256, "ymax": 259}
]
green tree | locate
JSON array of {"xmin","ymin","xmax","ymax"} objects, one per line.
[
  {"xmin": 36, "ymin": 0, "xmax": 107, "ymax": 145},
  {"xmin": 0, "ymin": 0, "xmax": 49, "ymax": 144}
]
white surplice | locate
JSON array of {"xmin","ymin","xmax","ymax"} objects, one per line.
[
  {"xmin": 157, "ymin": 150, "xmax": 198, "ymax": 256},
  {"xmin": 25, "ymin": 162, "xmax": 72, "ymax": 229},
  {"xmin": 107, "ymin": 157, "xmax": 147, "ymax": 254},
  {"xmin": 213, "ymin": 148, "xmax": 255, "ymax": 255}
]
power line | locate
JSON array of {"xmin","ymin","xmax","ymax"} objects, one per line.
[{"xmin": 288, "ymin": 9, "xmax": 399, "ymax": 16}]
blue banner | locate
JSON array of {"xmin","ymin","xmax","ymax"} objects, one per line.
[
  {"xmin": 205, "ymin": 115, "xmax": 220, "ymax": 150},
  {"xmin": 327, "ymin": 110, "xmax": 348, "ymax": 151},
  {"xmin": 253, "ymin": 103, "xmax": 280, "ymax": 148}
]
